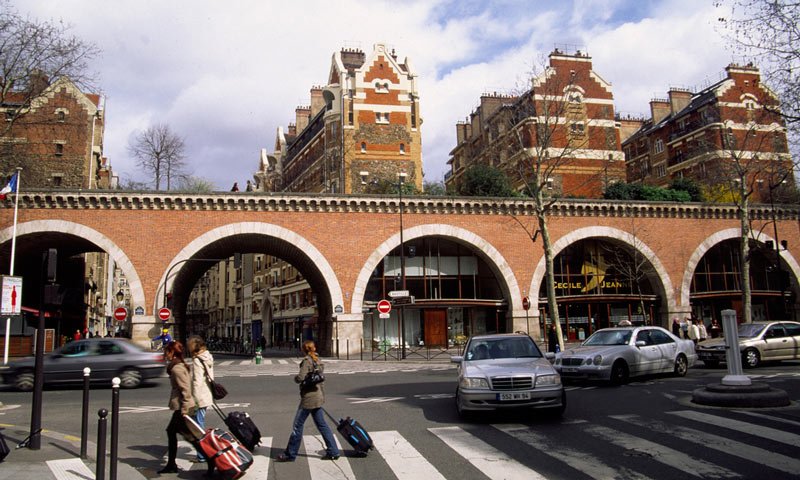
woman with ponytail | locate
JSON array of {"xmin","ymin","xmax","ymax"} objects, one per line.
[
  {"xmin": 276, "ymin": 340, "xmax": 340, "ymax": 462},
  {"xmin": 158, "ymin": 341, "xmax": 198, "ymax": 474}
]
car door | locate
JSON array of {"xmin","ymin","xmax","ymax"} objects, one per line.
[
  {"xmin": 633, "ymin": 329, "xmax": 662, "ymax": 375},
  {"xmin": 91, "ymin": 340, "xmax": 128, "ymax": 380},
  {"xmin": 782, "ymin": 322, "xmax": 800, "ymax": 360},
  {"xmin": 650, "ymin": 329, "xmax": 678, "ymax": 372},
  {"xmin": 762, "ymin": 324, "xmax": 788, "ymax": 360},
  {"xmin": 46, "ymin": 340, "xmax": 96, "ymax": 383}
]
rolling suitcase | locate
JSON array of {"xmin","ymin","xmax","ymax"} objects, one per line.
[
  {"xmin": 213, "ymin": 402, "xmax": 262, "ymax": 451},
  {"xmin": 0, "ymin": 430, "xmax": 9, "ymax": 462},
  {"xmin": 323, "ymin": 408, "xmax": 374, "ymax": 455},
  {"xmin": 184, "ymin": 415, "xmax": 253, "ymax": 480}
]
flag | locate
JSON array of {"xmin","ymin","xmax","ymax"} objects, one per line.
[{"xmin": 0, "ymin": 172, "xmax": 18, "ymax": 200}]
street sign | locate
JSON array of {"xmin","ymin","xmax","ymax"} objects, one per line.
[
  {"xmin": 522, "ymin": 296, "xmax": 530, "ymax": 311},
  {"xmin": 113, "ymin": 307, "xmax": 127, "ymax": 322},
  {"xmin": 158, "ymin": 307, "xmax": 171, "ymax": 321},
  {"xmin": 393, "ymin": 296, "xmax": 415, "ymax": 306},
  {"xmin": 334, "ymin": 305, "xmax": 344, "ymax": 314},
  {"xmin": 1, "ymin": 276, "xmax": 22, "ymax": 316},
  {"xmin": 388, "ymin": 290, "xmax": 410, "ymax": 298},
  {"xmin": 377, "ymin": 299, "xmax": 392, "ymax": 314},
  {"xmin": 379, "ymin": 313, "xmax": 390, "ymax": 319},
  {"xmin": 134, "ymin": 306, "xmax": 144, "ymax": 316}
]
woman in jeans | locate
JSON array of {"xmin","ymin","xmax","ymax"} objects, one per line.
[
  {"xmin": 276, "ymin": 340, "xmax": 340, "ymax": 462},
  {"xmin": 188, "ymin": 335, "xmax": 214, "ymax": 463},
  {"xmin": 157, "ymin": 341, "xmax": 197, "ymax": 474}
]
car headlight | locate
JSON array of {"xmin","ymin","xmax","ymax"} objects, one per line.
[
  {"xmin": 536, "ymin": 374, "xmax": 561, "ymax": 387},
  {"xmin": 593, "ymin": 355, "xmax": 603, "ymax": 365},
  {"xmin": 460, "ymin": 377, "xmax": 489, "ymax": 389}
]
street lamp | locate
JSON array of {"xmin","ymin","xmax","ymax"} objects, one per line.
[
  {"xmin": 398, "ymin": 172, "xmax": 407, "ymax": 359},
  {"xmin": 116, "ymin": 289, "xmax": 124, "ymax": 304}
]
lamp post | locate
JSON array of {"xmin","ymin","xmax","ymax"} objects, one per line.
[{"xmin": 398, "ymin": 172, "xmax": 407, "ymax": 359}]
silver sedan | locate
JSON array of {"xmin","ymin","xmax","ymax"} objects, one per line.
[
  {"xmin": 451, "ymin": 333, "xmax": 565, "ymax": 419},
  {"xmin": 553, "ymin": 326, "xmax": 696, "ymax": 384}
]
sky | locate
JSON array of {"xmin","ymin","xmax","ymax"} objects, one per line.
[{"xmin": 9, "ymin": 0, "xmax": 738, "ymax": 191}]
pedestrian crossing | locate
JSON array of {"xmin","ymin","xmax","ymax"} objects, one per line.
[{"xmin": 142, "ymin": 408, "xmax": 800, "ymax": 480}]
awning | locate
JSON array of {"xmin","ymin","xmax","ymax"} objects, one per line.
[{"xmin": 21, "ymin": 306, "xmax": 53, "ymax": 318}]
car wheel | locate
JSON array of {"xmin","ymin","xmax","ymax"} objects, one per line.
[
  {"xmin": 703, "ymin": 360, "xmax": 720, "ymax": 368},
  {"xmin": 673, "ymin": 354, "xmax": 688, "ymax": 377},
  {"xmin": 14, "ymin": 370, "xmax": 34, "ymax": 392},
  {"xmin": 118, "ymin": 368, "xmax": 142, "ymax": 388},
  {"xmin": 455, "ymin": 387, "xmax": 472, "ymax": 420},
  {"xmin": 610, "ymin": 361, "xmax": 629, "ymax": 385},
  {"xmin": 742, "ymin": 348, "xmax": 760, "ymax": 368}
]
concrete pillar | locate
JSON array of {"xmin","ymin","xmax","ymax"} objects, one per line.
[
  {"xmin": 333, "ymin": 313, "xmax": 364, "ymax": 359},
  {"xmin": 130, "ymin": 315, "xmax": 160, "ymax": 349}
]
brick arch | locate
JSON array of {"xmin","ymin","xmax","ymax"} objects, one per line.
[
  {"xmin": 0, "ymin": 220, "xmax": 145, "ymax": 308},
  {"xmin": 681, "ymin": 228, "xmax": 800, "ymax": 307},
  {"xmin": 350, "ymin": 224, "xmax": 521, "ymax": 313},
  {"xmin": 529, "ymin": 226, "xmax": 675, "ymax": 314},
  {"xmin": 161, "ymin": 222, "xmax": 344, "ymax": 314}
]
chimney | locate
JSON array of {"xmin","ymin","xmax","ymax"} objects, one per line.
[
  {"xmin": 287, "ymin": 123, "xmax": 297, "ymax": 136},
  {"xmin": 668, "ymin": 88, "xmax": 692, "ymax": 116},
  {"xmin": 295, "ymin": 106, "xmax": 311, "ymax": 132},
  {"xmin": 480, "ymin": 93, "xmax": 506, "ymax": 119},
  {"xmin": 618, "ymin": 118, "xmax": 644, "ymax": 143},
  {"xmin": 456, "ymin": 122, "xmax": 469, "ymax": 144},
  {"xmin": 649, "ymin": 98, "xmax": 671, "ymax": 124},
  {"xmin": 310, "ymin": 86, "xmax": 324, "ymax": 117},
  {"xmin": 27, "ymin": 69, "xmax": 50, "ymax": 96}
]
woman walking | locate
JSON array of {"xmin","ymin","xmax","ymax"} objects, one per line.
[
  {"xmin": 188, "ymin": 335, "xmax": 214, "ymax": 463},
  {"xmin": 276, "ymin": 340, "xmax": 340, "ymax": 462},
  {"xmin": 158, "ymin": 341, "xmax": 197, "ymax": 475}
]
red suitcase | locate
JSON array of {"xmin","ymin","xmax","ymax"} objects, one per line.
[{"xmin": 197, "ymin": 428, "xmax": 253, "ymax": 479}]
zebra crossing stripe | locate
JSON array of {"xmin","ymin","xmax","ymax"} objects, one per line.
[
  {"xmin": 429, "ymin": 426, "xmax": 547, "ymax": 480},
  {"xmin": 219, "ymin": 360, "xmax": 235, "ymax": 366},
  {"xmin": 249, "ymin": 436, "xmax": 272, "ymax": 478},
  {"xmin": 738, "ymin": 410, "xmax": 800, "ymax": 428},
  {"xmin": 175, "ymin": 440, "xmax": 197, "ymax": 471},
  {"xmin": 611, "ymin": 414, "xmax": 800, "ymax": 476},
  {"xmin": 371, "ymin": 430, "xmax": 446, "ymax": 480},
  {"xmin": 493, "ymin": 424, "xmax": 650, "ymax": 480},
  {"xmin": 582, "ymin": 424, "xmax": 740, "ymax": 479},
  {"xmin": 278, "ymin": 359, "xmax": 289, "ymax": 365},
  {"xmin": 46, "ymin": 458, "xmax": 95, "ymax": 480},
  {"xmin": 668, "ymin": 410, "xmax": 800, "ymax": 448},
  {"xmin": 306, "ymin": 435, "xmax": 356, "ymax": 480}
]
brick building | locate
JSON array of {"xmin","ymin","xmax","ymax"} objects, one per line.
[
  {"xmin": 446, "ymin": 49, "xmax": 626, "ymax": 198},
  {"xmin": 255, "ymin": 43, "xmax": 422, "ymax": 194},
  {"xmin": 621, "ymin": 63, "xmax": 792, "ymax": 202}
]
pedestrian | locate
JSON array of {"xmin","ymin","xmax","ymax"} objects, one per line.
[
  {"xmin": 245, "ymin": 180, "xmax": 253, "ymax": 192},
  {"xmin": 709, "ymin": 319, "xmax": 722, "ymax": 338},
  {"xmin": 547, "ymin": 325, "xmax": 559, "ymax": 353},
  {"xmin": 157, "ymin": 341, "xmax": 201, "ymax": 475},
  {"xmin": 231, "ymin": 182, "xmax": 239, "ymax": 192},
  {"xmin": 671, "ymin": 317, "xmax": 681, "ymax": 337},
  {"xmin": 697, "ymin": 319, "xmax": 708, "ymax": 342},
  {"xmin": 73, "ymin": 330, "xmax": 81, "ymax": 342},
  {"xmin": 687, "ymin": 320, "xmax": 699, "ymax": 345},
  {"xmin": 680, "ymin": 317, "xmax": 689, "ymax": 339},
  {"xmin": 618, "ymin": 319, "xmax": 632, "ymax": 327},
  {"xmin": 187, "ymin": 335, "xmax": 214, "ymax": 463},
  {"xmin": 276, "ymin": 340, "xmax": 340, "ymax": 462},
  {"xmin": 105, "ymin": 331, "xmax": 113, "ymax": 338}
]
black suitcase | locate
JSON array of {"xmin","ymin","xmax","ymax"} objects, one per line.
[
  {"xmin": 213, "ymin": 403, "xmax": 261, "ymax": 451},
  {"xmin": 0, "ymin": 430, "xmax": 9, "ymax": 462},
  {"xmin": 323, "ymin": 409, "xmax": 373, "ymax": 455}
]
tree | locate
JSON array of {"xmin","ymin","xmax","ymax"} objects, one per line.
[
  {"xmin": 459, "ymin": 164, "xmax": 518, "ymax": 197},
  {"xmin": 177, "ymin": 176, "xmax": 215, "ymax": 193},
  {"xmin": 127, "ymin": 124, "xmax": 188, "ymax": 191},
  {"xmin": 423, "ymin": 180, "xmax": 447, "ymax": 196},
  {"xmin": 0, "ymin": 1, "xmax": 99, "ymax": 137}
]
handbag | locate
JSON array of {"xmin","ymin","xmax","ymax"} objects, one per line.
[
  {"xmin": 301, "ymin": 359, "xmax": 325, "ymax": 388},
  {"xmin": 200, "ymin": 359, "xmax": 228, "ymax": 400}
]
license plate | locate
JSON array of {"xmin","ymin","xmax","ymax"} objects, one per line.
[
  {"xmin": 497, "ymin": 392, "xmax": 531, "ymax": 401},
  {"xmin": 562, "ymin": 367, "xmax": 578, "ymax": 373}
]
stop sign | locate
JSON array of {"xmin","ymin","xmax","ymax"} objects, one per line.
[
  {"xmin": 522, "ymin": 296, "xmax": 530, "ymax": 311},
  {"xmin": 377, "ymin": 299, "xmax": 392, "ymax": 314},
  {"xmin": 113, "ymin": 307, "xmax": 127, "ymax": 321},
  {"xmin": 158, "ymin": 307, "xmax": 171, "ymax": 321}
]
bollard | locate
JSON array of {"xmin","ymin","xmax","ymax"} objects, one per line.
[
  {"xmin": 80, "ymin": 367, "xmax": 91, "ymax": 459},
  {"xmin": 720, "ymin": 309, "xmax": 751, "ymax": 386},
  {"xmin": 346, "ymin": 339, "xmax": 350, "ymax": 360},
  {"xmin": 110, "ymin": 377, "xmax": 120, "ymax": 480},
  {"xmin": 96, "ymin": 409, "xmax": 108, "ymax": 480}
]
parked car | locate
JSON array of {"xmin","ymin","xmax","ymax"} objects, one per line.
[
  {"xmin": 450, "ymin": 333, "xmax": 565, "ymax": 419},
  {"xmin": 696, "ymin": 321, "xmax": 800, "ymax": 368},
  {"xmin": 553, "ymin": 326, "xmax": 696, "ymax": 384},
  {"xmin": 0, "ymin": 338, "xmax": 165, "ymax": 391}
]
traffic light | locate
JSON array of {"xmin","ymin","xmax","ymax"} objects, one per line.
[
  {"xmin": 234, "ymin": 253, "xmax": 242, "ymax": 268},
  {"xmin": 45, "ymin": 248, "xmax": 57, "ymax": 283}
]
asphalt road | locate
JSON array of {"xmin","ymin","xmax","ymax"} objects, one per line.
[{"xmin": 1, "ymin": 357, "xmax": 799, "ymax": 479}]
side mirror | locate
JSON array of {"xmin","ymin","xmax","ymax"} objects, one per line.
[
  {"xmin": 635, "ymin": 340, "xmax": 646, "ymax": 348},
  {"xmin": 450, "ymin": 355, "xmax": 463, "ymax": 364},
  {"xmin": 544, "ymin": 352, "xmax": 556, "ymax": 361}
]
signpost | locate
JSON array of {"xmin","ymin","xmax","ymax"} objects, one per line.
[
  {"xmin": 158, "ymin": 307, "xmax": 171, "ymax": 321},
  {"xmin": 522, "ymin": 296, "xmax": 530, "ymax": 337},
  {"xmin": 113, "ymin": 307, "xmax": 127, "ymax": 322},
  {"xmin": 2, "ymin": 275, "xmax": 22, "ymax": 365}
]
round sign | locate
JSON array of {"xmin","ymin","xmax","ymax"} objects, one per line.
[
  {"xmin": 158, "ymin": 307, "xmax": 171, "ymax": 321},
  {"xmin": 113, "ymin": 307, "xmax": 127, "ymax": 321},
  {"xmin": 522, "ymin": 296, "xmax": 530, "ymax": 311},
  {"xmin": 377, "ymin": 299, "xmax": 392, "ymax": 314}
]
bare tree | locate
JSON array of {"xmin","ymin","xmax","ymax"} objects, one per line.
[
  {"xmin": 0, "ymin": 1, "xmax": 100, "ymax": 137},
  {"xmin": 127, "ymin": 124, "xmax": 188, "ymax": 191},
  {"xmin": 178, "ymin": 175, "xmax": 215, "ymax": 193}
]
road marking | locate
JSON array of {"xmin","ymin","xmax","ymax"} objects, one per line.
[
  {"xmin": 119, "ymin": 405, "xmax": 169, "ymax": 414},
  {"xmin": 175, "ymin": 440, "xmax": 196, "ymax": 471},
  {"xmin": 372, "ymin": 430, "xmax": 446, "ymax": 480},
  {"xmin": 278, "ymin": 359, "xmax": 289, "ymax": 365},
  {"xmin": 494, "ymin": 423, "xmax": 650, "ymax": 480},
  {"xmin": 218, "ymin": 360, "xmax": 235, "ymax": 366},
  {"xmin": 347, "ymin": 396, "xmax": 403, "ymax": 404},
  {"xmin": 249, "ymin": 436, "xmax": 272, "ymax": 478},
  {"xmin": 668, "ymin": 410, "xmax": 800, "ymax": 448},
  {"xmin": 46, "ymin": 458, "xmax": 95, "ymax": 480},
  {"xmin": 738, "ymin": 411, "xmax": 800, "ymax": 428},
  {"xmin": 306, "ymin": 435, "xmax": 356, "ymax": 479},
  {"xmin": 582, "ymin": 424, "xmax": 739, "ymax": 479},
  {"xmin": 612, "ymin": 414, "xmax": 800, "ymax": 476},
  {"xmin": 430, "ymin": 426, "xmax": 547, "ymax": 480}
]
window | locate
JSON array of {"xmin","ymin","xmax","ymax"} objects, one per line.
[
  {"xmin": 56, "ymin": 110, "xmax": 66, "ymax": 122},
  {"xmin": 51, "ymin": 175, "xmax": 63, "ymax": 187},
  {"xmin": 361, "ymin": 142, "xmax": 366, "ymax": 153},
  {"xmin": 55, "ymin": 143, "xmax": 64, "ymax": 156},
  {"xmin": 399, "ymin": 143, "xmax": 405, "ymax": 154},
  {"xmin": 655, "ymin": 164, "xmax": 666, "ymax": 178},
  {"xmin": 654, "ymin": 139, "xmax": 664, "ymax": 154},
  {"xmin": 375, "ymin": 112, "xmax": 389, "ymax": 124},
  {"xmin": 374, "ymin": 81, "xmax": 389, "ymax": 93},
  {"xmin": 569, "ymin": 122, "xmax": 585, "ymax": 135}
]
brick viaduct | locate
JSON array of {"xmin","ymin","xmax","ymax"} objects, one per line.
[{"xmin": 1, "ymin": 190, "xmax": 799, "ymax": 354}]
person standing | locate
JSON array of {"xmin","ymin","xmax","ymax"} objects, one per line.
[
  {"xmin": 709, "ymin": 319, "xmax": 722, "ymax": 338},
  {"xmin": 697, "ymin": 319, "xmax": 708, "ymax": 343},
  {"xmin": 73, "ymin": 329, "xmax": 81, "ymax": 342},
  {"xmin": 547, "ymin": 325, "xmax": 559, "ymax": 353},
  {"xmin": 680, "ymin": 317, "xmax": 690, "ymax": 339},
  {"xmin": 687, "ymin": 320, "xmax": 699, "ymax": 345},
  {"xmin": 231, "ymin": 182, "xmax": 239, "ymax": 192},
  {"xmin": 245, "ymin": 180, "xmax": 253, "ymax": 192},
  {"xmin": 187, "ymin": 335, "xmax": 214, "ymax": 463},
  {"xmin": 276, "ymin": 340, "xmax": 340, "ymax": 462},
  {"xmin": 671, "ymin": 318, "xmax": 681, "ymax": 337},
  {"xmin": 158, "ymin": 341, "xmax": 198, "ymax": 475}
]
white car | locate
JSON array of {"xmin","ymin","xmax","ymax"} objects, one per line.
[{"xmin": 553, "ymin": 326, "xmax": 696, "ymax": 384}]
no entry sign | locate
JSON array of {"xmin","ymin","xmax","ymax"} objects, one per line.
[
  {"xmin": 377, "ymin": 299, "xmax": 392, "ymax": 314},
  {"xmin": 113, "ymin": 307, "xmax": 127, "ymax": 321},
  {"xmin": 158, "ymin": 307, "xmax": 171, "ymax": 321}
]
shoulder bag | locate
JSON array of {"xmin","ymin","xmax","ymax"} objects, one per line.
[
  {"xmin": 200, "ymin": 358, "xmax": 228, "ymax": 400},
  {"xmin": 300, "ymin": 359, "xmax": 325, "ymax": 388}
]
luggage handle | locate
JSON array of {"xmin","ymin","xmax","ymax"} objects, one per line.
[
  {"xmin": 321, "ymin": 408, "xmax": 340, "ymax": 424},
  {"xmin": 211, "ymin": 400, "xmax": 226, "ymax": 422}
]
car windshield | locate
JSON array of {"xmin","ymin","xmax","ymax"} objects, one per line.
[
  {"xmin": 466, "ymin": 337, "xmax": 542, "ymax": 360},
  {"xmin": 738, "ymin": 323, "xmax": 766, "ymax": 338},
  {"xmin": 583, "ymin": 329, "xmax": 632, "ymax": 346}
]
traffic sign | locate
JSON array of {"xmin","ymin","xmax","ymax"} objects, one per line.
[
  {"xmin": 158, "ymin": 307, "xmax": 171, "ymax": 321},
  {"xmin": 113, "ymin": 307, "xmax": 127, "ymax": 322},
  {"xmin": 377, "ymin": 299, "xmax": 392, "ymax": 314},
  {"xmin": 522, "ymin": 296, "xmax": 530, "ymax": 311},
  {"xmin": 388, "ymin": 290, "xmax": 410, "ymax": 298}
]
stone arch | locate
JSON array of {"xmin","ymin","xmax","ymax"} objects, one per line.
[
  {"xmin": 681, "ymin": 228, "xmax": 800, "ymax": 307},
  {"xmin": 351, "ymin": 224, "xmax": 521, "ymax": 313},
  {"xmin": 0, "ymin": 219, "xmax": 145, "ymax": 309},
  {"xmin": 530, "ymin": 226, "xmax": 674, "ymax": 313}
]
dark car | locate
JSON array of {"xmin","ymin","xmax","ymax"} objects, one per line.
[{"xmin": 0, "ymin": 338, "xmax": 165, "ymax": 391}]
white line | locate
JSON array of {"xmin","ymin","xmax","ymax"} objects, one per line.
[
  {"xmin": 219, "ymin": 360, "xmax": 234, "ymax": 366},
  {"xmin": 612, "ymin": 414, "xmax": 800, "ymax": 476},
  {"xmin": 278, "ymin": 359, "xmax": 289, "ymax": 365},
  {"xmin": 248, "ymin": 436, "xmax": 272, "ymax": 478},
  {"xmin": 239, "ymin": 360, "xmax": 251, "ymax": 366},
  {"xmin": 738, "ymin": 411, "xmax": 800, "ymax": 428},
  {"xmin": 175, "ymin": 440, "xmax": 197, "ymax": 472},
  {"xmin": 582, "ymin": 424, "xmax": 739, "ymax": 479},
  {"xmin": 46, "ymin": 458, "xmax": 95, "ymax": 480},
  {"xmin": 494, "ymin": 423, "xmax": 650, "ymax": 480},
  {"xmin": 372, "ymin": 430, "xmax": 446, "ymax": 480},
  {"xmin": 306, "ymin": 435, "xmax": 356, "ymax": 480},
  {"xmin": 429, "ymin": 426, "xmax": 547, "ymax": 480},
  {"xmin": 668, "ymin": 410, "xmax": 800, "ymax": 447}
]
